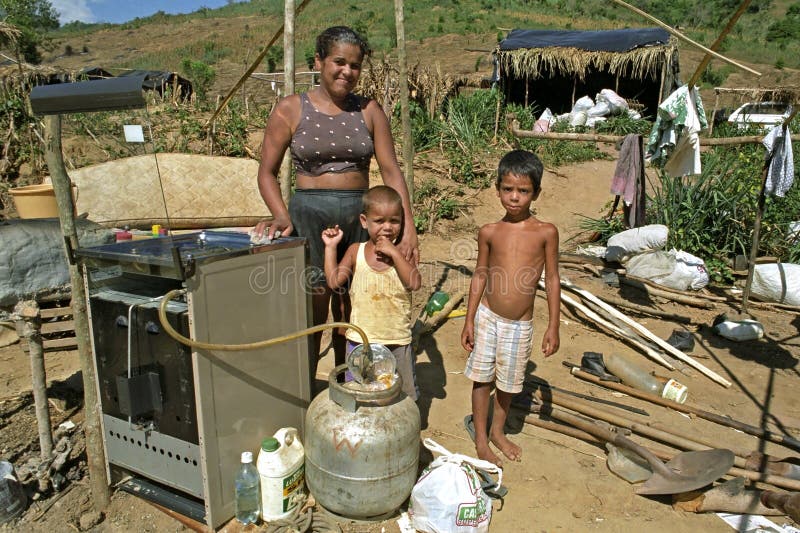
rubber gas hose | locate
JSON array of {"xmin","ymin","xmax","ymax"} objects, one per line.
[{"xmin": 157, "ymin": 288, "xmax": 371, "ymax": 352}]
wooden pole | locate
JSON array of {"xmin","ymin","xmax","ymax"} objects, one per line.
[
  {"xmin": 279, "ymin": 0, "xmax": 297, "ymax": 204},
  {"xmin": 43, "ymin": 115, "xmax": 110, "ymax": 510},
  {"xmin": 568, "ymin": 366, "xmax": 800, "ymax": 451},
  {"xmin": 14, "ymin": 300, "xmax": 53, "ymax": 461},
  {"xmin": 687, "ymin": 0, "xmax": 753, "ymax": 88},
  {"xmin": 394, "ymin": 0, "xmax": 414, "ymax": 201},
  {"xmin": 610, "ymin": 0, "xmax": 761, "ymax": 77},
  {"xmin": 510, "ymin": 119, "xmax": 764, "ymax": 145},
  {"xmin": 741, "ymin": 109, "xmax": 798, "ymax": 314},
  {"xmin": 204, "ymin": 0, "xmax": 312, "ymax": 128}
]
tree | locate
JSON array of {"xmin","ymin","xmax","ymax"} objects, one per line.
[{"xmin": 0, "ymin": 0, "xmax": 60, "ymax": 63}]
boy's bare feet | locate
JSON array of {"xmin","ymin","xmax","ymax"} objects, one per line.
[
  {"xmin": 476, "ymin": 441, "xmax": 503, "ymax": 468},
  {"xmin": 491, "ymin": 432, "xmax": 521, "ymax": 462}
]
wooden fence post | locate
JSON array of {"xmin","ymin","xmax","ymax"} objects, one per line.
[
  {"xmin": 43, "ymin": 114, "xmax": 110, "ymax": 510},
  {"xmin": 14, "ymin": 300, "xmax": 53, "ymax": 461}
]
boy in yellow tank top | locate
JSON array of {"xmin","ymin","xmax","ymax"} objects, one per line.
[{"xmin": 322, "ymin": 186, "xmax": 422, "ymax": 400}]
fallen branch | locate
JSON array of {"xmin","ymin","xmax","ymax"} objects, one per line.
[
  {"xmin": 618, "ymin": 275, "xmax": 717, "ymax": 309},
  {"xmin": 562, "ymin": 278, "xmax": 732, "ymax": 388},
  {"xmin": 624, "ymin": 274, "xmax": 727, "ymax": 302}
]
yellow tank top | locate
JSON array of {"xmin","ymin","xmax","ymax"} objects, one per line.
[{"xmin": 347, "ymin": 242, "xmax": 412, "ymax": 345}]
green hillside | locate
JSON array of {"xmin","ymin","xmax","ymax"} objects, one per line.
[{"xmin": 52, "ymin": 0, "xmax": 800, "ymax": 70}]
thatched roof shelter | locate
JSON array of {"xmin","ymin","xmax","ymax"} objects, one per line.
[{"xmin": 496, "ymin": 27, "xmax": 678, "ymax": 118}]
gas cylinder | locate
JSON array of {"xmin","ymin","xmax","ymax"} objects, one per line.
[{"xmin": 305, "ymin": 365, "xmax": 420, "ymax": 519}]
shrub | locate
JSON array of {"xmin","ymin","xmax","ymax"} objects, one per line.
[{"xmin": 181, "ymin": 59, "xmax": 216, "ymax": 100}]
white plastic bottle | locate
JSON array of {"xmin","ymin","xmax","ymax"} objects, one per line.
[
  {"xmin": 258, "ymin": 427, "xmax": 305, "ymax": 522},
  {"xmin": 234, "ymin": 451, "xmax": 260, "ymax": 525}
]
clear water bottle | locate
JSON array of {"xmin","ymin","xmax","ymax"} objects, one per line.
[{"xmin": 235, "ymin": 451, "xmax": 260, "ymax": 525}]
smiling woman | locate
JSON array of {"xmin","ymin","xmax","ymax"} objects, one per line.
[{"xmin": 253, "ymin": 26, "xmax": 418, "ymax": 373}]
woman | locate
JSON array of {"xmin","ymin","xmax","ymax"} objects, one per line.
[{"xmin": 255, "ymin": 26, "xmax": 419, "ymax": 369}]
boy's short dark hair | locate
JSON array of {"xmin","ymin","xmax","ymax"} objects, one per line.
[
  {"xmin": 496, "ymin": 150, "xmax": 544, "ymax": 191},
  {"xmin": 362, "ymin": 185, "xmax": 402, "ymax": 215}
]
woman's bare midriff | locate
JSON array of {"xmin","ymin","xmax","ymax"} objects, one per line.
[{"xmin": 296, "ymin": 170, "xmax": 370, "ymax": 190}]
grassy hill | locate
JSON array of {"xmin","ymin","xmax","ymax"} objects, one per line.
[{"xmin": 45, "ymin": 0, "xmax": 799, "ymax": 99}]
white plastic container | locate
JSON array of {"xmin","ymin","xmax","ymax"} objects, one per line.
[
  {"xmin": 258, "ymin": 427, "xmax": 305, "ymax": 522},
  {"xmin": 714, "ymin": 319, "xmax": 765, "ymax": 342}
]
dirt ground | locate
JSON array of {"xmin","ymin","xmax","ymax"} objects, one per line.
[
  {"xmin": 2, "ymin": 158, "xmax": 799, "ymax": 532},
  {"xmin": 2, "ymin": 15, "xmax": 799, "ymax": 531}
]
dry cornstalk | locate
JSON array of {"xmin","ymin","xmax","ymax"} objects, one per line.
[{"xmin": 562, "ymin": 278, "xmax": 731, "ymax": 388}]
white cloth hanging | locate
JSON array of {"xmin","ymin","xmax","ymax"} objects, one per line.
[{"xmin": 762, "ymin": 123, "xmax": 794, "ymax": 197}]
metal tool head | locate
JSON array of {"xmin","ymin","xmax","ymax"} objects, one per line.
[{"xmin": 635, "ymin": 449, "xmax": 735, "ymax": 495}]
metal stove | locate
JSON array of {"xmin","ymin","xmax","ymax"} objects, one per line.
[{"xmin": 77, "ymin": 231, "xmax": 312, "ymax": 528}]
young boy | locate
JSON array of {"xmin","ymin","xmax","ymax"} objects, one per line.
[
  {"xmin": 461, "ymin": 150, "xmax": 561, "ymax": 467},
  {"xmin": 322, "ymin": 186, "xmax": 422, "ymax": 400}
]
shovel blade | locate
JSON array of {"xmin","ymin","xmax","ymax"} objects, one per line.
[{"xmin": 635, "ymin": 449, "xmax": 735, "ymax": 496}]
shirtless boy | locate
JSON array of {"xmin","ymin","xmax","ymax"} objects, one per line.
[{"xmin": 460, "ymin": 149, "xmax": 561, "ymax": 467}]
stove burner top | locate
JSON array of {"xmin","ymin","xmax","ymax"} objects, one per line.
[{"xmin": 77, "ymin": 231, "xmax": 302, "ymax": 278}]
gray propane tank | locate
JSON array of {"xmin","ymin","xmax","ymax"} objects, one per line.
[{"xmin": 305, "ymin": 364, "xmax": 420, "ymax": 519}]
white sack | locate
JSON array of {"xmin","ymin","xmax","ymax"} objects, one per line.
[
  {"xmin": 625, "ymin": 249, "xmax": 709, "ymax": 291},
  {"xmin": 605, "ymin": 224, "xmax": 669, "ymax": 263},
  {"xmin": 751, "ymin": 263, "xmax": 800, "ymax": 306}
]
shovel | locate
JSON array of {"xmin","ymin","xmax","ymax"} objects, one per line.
[{"xmin": 545, "ymin": 405, "xmax": 735, "ymax": 495}]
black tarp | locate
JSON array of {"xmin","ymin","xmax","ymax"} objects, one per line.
[
  {"xmin": 118, "ymin": 70, "xmax": 193, "ymax": 98},
  {"xmin": 500, "ymin": 28, "xmax": 671, "ymax": 53}
]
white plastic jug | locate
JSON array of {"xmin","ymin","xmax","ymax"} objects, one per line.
[{"xmin": 257, "ymin": 427, "xmax": 305, "ymax": 522}]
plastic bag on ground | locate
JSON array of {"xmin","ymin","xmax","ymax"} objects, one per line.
[
  {"xmin": 605, "ymin": 224, "xmax": 669, "ymax": 263},
  {"xmin": 624, "ymin": 249, "xmax": 709, "ymax": 291},
  {"xmin": 751, "ymin": 263, "xmax": 800, "ymax": 306},
  {"xmin": 409, "ymin": 438, "xmax": 500, "ymax": 533}
]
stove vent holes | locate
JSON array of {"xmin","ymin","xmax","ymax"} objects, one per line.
[{"xmin": 107, "ymin": 430, "xmax": 198, "ymax": 467}]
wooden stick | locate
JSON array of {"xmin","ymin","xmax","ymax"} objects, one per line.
[
  {"xmin": 553, "ymin": 284, "xmax": 674, "ymax": 369},
  {"xmin": 609, "ymin": 0, "xmax": 761, "ymax": 76},
  {"xmin": 569, "ymin": 366, "xmax": 800, "ymax": 451},
  {"xmin": 44, "ymin": 115, "xmax": 110, "ymax": 509},
  {"xmin": 510, "ymin": 120, "xmax": 763, "ymax": 145},
  {"xmin": 523, "ymin": 410, "xmax": 800, "ymax": 491},
  {"xmin": 591, "ymin": 291, "xmax": 695, "ymax": 324},
  {"xmin": 618, "ymin": 275, "xmax": 717, "ymax": 309},
  {"xmin": 14, "ymin": 300, "xmax": 53, "ymax": 460},
  {"xmin": 204, "ymin": 0, "xmax": 312, "ymax": 128},
  {"xmin": 624, "ymin": 273, "xmax": 727, "ymax": 301},
  {"xmin": 687, "ymin": 0, "xmax": 753, "ymax": 88},
  {"xmin": 562, "ymin": 278, "xmax": 732, "ymax": 388}
]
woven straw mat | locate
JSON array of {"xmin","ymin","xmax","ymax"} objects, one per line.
[{"xmin": 69, "ymin": 154, "xmax": 270, "ymax": 227}]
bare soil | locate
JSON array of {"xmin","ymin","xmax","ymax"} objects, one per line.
[
  {"xmin": 2, "ymin": 17, "xmax": 799, "ymax": 533},
  {"xmin": 2, "ymin": 158, "xmax": 799, "ymax": 532}
]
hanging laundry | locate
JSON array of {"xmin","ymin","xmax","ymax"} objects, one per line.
[
  {"xmin": 762, "ymin": 123, "xmax": 794, "ymax": 197},
  {"xmin": 610, "ymin": 134, "xmax": 646, "ymax": 228},
  {"xmin": 646, "ymin": 86, "xmax": 707, "ymax": 177}
]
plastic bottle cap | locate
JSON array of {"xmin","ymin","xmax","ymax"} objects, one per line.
[
  {"xmin": 241, "ymin": 451, "xmax": 253, "ymax": 463},
  {"xmin": 261, "ymin": 437, "xmax": 279, "ymax": 452}
]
